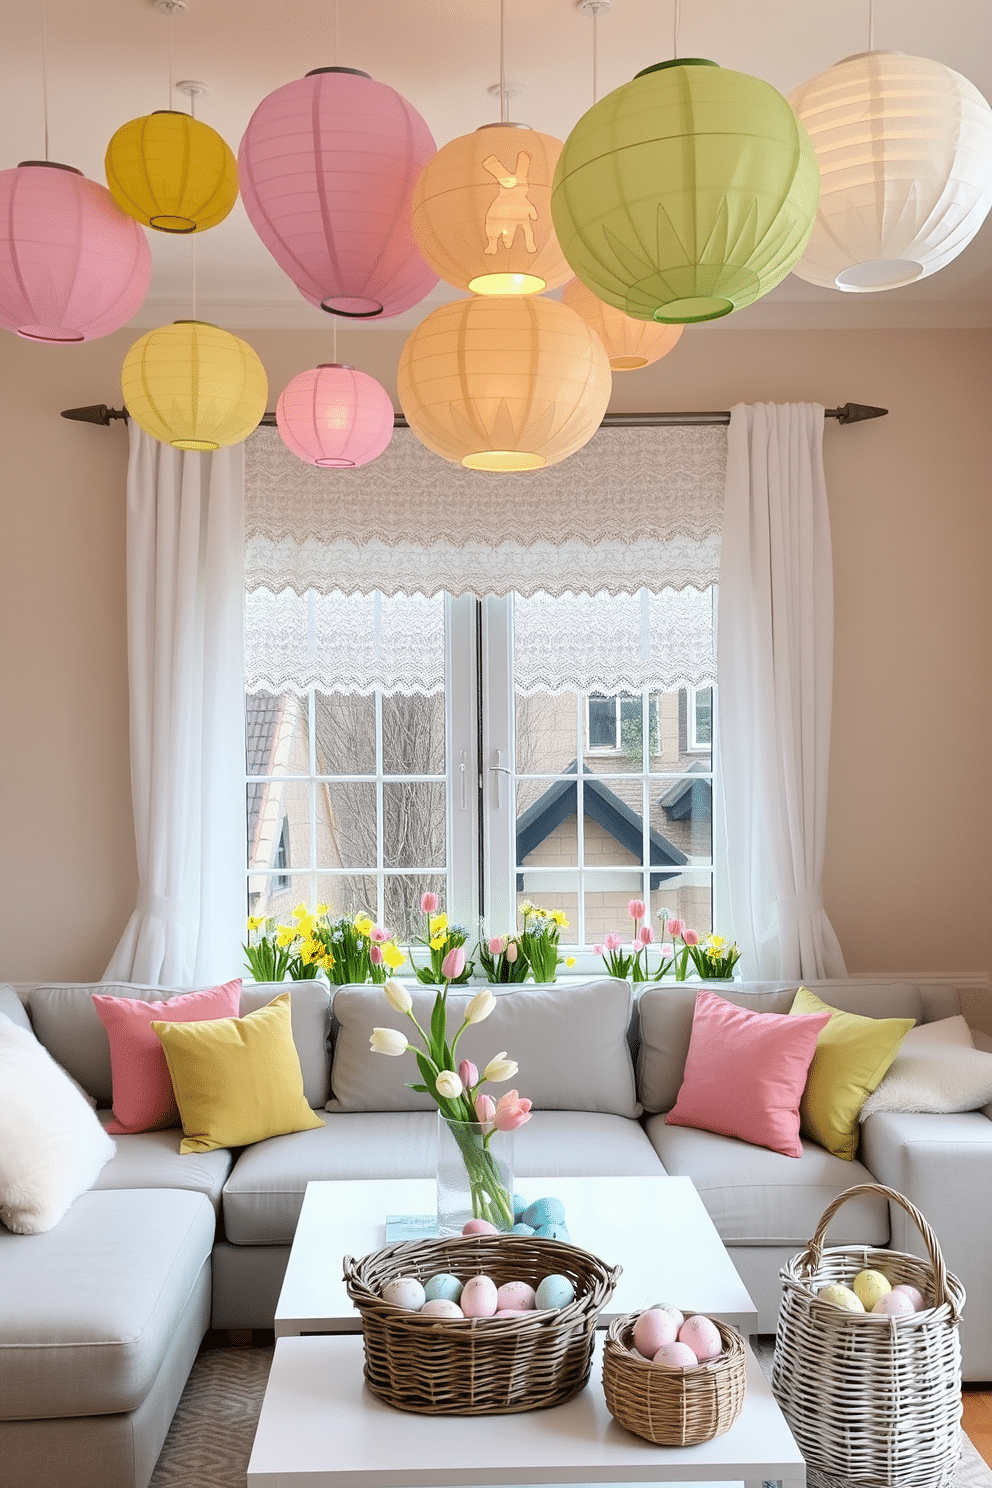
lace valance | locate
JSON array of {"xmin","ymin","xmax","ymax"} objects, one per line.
[{"xmin": 245, "ymin": 424, "xmax": 726, "ymax": 599}]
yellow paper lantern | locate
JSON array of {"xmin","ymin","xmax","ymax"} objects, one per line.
[
  {"xmin": 412, "ymin": 124, "xmax": 571, "ymax": 295},
  {"xmin": 106, "ymin": 111, "xmax": 238, "ymax": 233},
  {"xmin": 397, "ymin": 295, "xmax": 611, "ymax": 471},
  {"xmin": 121, "ymin": 321, "xmax": 268, "ymax": 450},
  {"xmin": 561, "ymin": 278, "xmax": 684, "ymax": 370}
]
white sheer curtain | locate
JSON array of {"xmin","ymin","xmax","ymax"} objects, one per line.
[
  {"xmin": 717, "ymin": 403, "xmax": 847, "ymax": 982},
  {"xmin": 104, "ymin": 425, "xmax": 246, "ymax": 988}
]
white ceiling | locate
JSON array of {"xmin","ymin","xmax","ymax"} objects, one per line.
[{"xmin": 3, "ymin": 0, "xmax": 992, "ymax": 332}]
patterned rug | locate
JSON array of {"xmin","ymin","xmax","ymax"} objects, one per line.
[{"xmin": 149, "ymin": 1338, "xmax": 992, "ymax": 1488}]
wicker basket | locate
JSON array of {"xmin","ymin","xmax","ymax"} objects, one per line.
[
  {"xmin": 342, "ymin": 1232, "xmax": 620, "ymax": 1415},
  {"xmin": 602, "ymin": 1310, "xmax": 746, "ymax": 1446},
  {"xmin": 772, "ymin": 1183, "xmax": 966, "ymax": 1488}
]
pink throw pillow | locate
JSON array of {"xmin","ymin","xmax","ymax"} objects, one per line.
[
  {"xmin": 93, "ymin": 980, "xmax": 242, "ymax": 1134},
  {"xmin": 665, "ymin": 989, "xmax": 830, "ymax": 1158}
]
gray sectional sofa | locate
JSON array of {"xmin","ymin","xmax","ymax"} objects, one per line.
[{"xmin": 2, "ymin": 974, "xmax": 991, "ymax": 1488}]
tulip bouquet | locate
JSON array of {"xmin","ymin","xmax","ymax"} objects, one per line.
[
  {"xmin": 593, "ymin": 900, "xmax": 674, "ymax": 982},
  {"xmin": 517, "ymin": 901, "xmax": 573, "ymax": 983},
  {"xmin": 657, "ymin": 912, "xmax": 741, "ymax": 980},
  {"xmin": 286, "ymin": 905, "xmax": 406, "ymax": 984},
  {"xmin": 476, "ymin": 933, "xmax": 528, "ymax": 983},
  {"xmin": 409, "ymin": 893, "xmax": 474, "ymax": 985},
  {"xmin": 369, "ymin": 950, "xmax": 531, "ymax": 1230}
]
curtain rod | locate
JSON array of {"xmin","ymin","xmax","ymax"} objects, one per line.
[{"xmin": 59, "ymin": 401, "xmax": 887, "ymax": 429}]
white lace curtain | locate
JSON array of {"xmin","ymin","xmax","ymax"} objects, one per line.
[{"xmin": 245, "ymin": 424, "xmax": 724, "ymax": 695}]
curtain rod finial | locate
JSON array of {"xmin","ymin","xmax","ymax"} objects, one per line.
[{"xmin": 831, "ymin": 402, "xmax": 888, "ymax": 424}]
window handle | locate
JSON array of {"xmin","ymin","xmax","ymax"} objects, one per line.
[
  {"xmin": 459, "ymin": 750, "xmax": 467, "ymax": 811},
  {"xmin": 489, "ymin": 749, "xmax": 512, "ymax": 810}
]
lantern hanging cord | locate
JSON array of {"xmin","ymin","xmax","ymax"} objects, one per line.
[
  {"xmin": 191, "ymin": 237, "xmax": 197, "ymax": 320},
  {"xmin": 41, "ymin": 0, "xmax": 50, "ymax": 161},
  {"xmin": 673, "ymin": 0, "xmax": 681, "ymax": 61},
  {"xmin": 499, "ymin": 0, "xmax": 507, "ymax": 123},
  {"xmin": 168, "ymin": 9, "xmax": 174, "ymax": 109},
  {"xmin": 592, "ymin": 6, "xmax": 599, "ymax": 104},
  {"xmin": 334, "ymin": 0, "xmax": 339, "ymax": 68},
  {"xmin": 867, "ymin": 0, "xmax": 874, "ymax": 50}
]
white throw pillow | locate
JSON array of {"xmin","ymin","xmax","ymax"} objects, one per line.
[
  {"xmin": 860, "ymin": 1015, "xmax": 992, "ymax": 1118},
  {"xmin": 0, "ymin": 1013, "xmax": 116, "ymax": 1234}
]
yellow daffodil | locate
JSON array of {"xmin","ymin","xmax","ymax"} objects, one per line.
[
  {"xmin": 292, "ymin": 902, "xmax": 308, "ymax": 920},
  {"xmin": 383, "ymin": 942, "xmax": 406, "ymax": 969},
  {"xmin": 552, "ymin": 910, "xmax": 570, "ymax": 928},
  {"xmin": 353, "ymin": 912, "xmax": 374, "ymax": 937},
  {"xmin": 246, "ymin": 915, "xmax": 265, "ymax": 932},
  {"xmin": 276, "ymin": 924, "xmax": 296, "ymax": 947},
  {"xmin": 565, "ymin": 956, "xmax": 576, "ymax": 968},
  {"xmin": 316, "ymin": 902, "xmax": 329, "ymax": 915},
  {"xmin": 706, "ymin": 934, "xmax": 729, "ymax": 953},
  {"xmin": 429, "ymin": 912, "xmax": 448, "ymax": 935},
  {"xmin": 320, "ymin": 954, "xmax": 334, "ymax": 973},
  {"xmin": 296, "ymin": 913, "xmax": 315, "ymax": 939},
  {"xmin": 429, "ymin": 935, "xmax": 447, "ymax": 951}
]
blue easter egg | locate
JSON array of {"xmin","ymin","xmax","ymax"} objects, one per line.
[
  {"xmin": 535, "ymin": 1273, "xmax": 576, "ymax": 1310},
  {"xmin": 511, "ymin": 1221, "xmax": 535, "ymax": 1235},
  {"xmin": 424, "ymin": 1272, "xmax": 463, "ymax": 1304},
  {"xmin": 512, "ymin": 1193, "xmax": 529, "ymax": 1221},
  {"xmin": 535, "ymin": 1221, "xmax": 571, "ymax": 1243},
  {"xmin": 522, "ymin": 1196, "xmax": 566, "ymax": 1229}
]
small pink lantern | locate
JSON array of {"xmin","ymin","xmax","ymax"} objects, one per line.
[
  {"xmin": 239, "ymin": 67, "xmax": 437, "ymax": 319},
  {"xmin": 0, "ymin": 161, "xmax": 151, "ymax": 342},
  {"xmin": 276, "ymin": 363, "xmax": 395, "ymax": 468}
]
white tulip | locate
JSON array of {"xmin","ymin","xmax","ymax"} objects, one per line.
[
  {"xmin": 435, "ymin": 1069, "xmax": 463, "ymax": 1099},
  {"xmin": 482, "ymin": 1052, "xmax": 518, "ymax": 1083},
  {"xmin": 383, "ymin": 979, "xmax": 413, "ymax": 1014},
  {"xmin": 369, "ymin": 1027, "xmax": 408, "ymax": 1056},
  {"xmin": 465, "ymin": 989, "xmax": 497, "ymax": 1024}
]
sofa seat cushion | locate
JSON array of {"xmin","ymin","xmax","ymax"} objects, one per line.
[
  {"xmin": 0, "ymin": 1187, "xmax": 213, "ymax": 1420},
  {"xmin": 645, "ymin": 1113, "xmax": 888, "ymax": 1248},
  {"xmin": 93, "ymin": 1112, "xmax": 233, "ymax": 1214},
  {"xmin": 222, "ymin": 1110, "xmax": 663, "ymax": 1245}
]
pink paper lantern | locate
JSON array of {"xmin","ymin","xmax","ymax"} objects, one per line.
[
  {"xmin": 276, "ymin": 363, "xmax": 395, "ymax": 468},
  {"xmin": 239, "ymin": 67, "xmax": 438, "ymax": 319},
  {"xmin": 0, "ymin": 161, "xmax": 151, "ymax": 342}
]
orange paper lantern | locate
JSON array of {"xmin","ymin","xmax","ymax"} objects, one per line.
[{"xmin": 561, "ymin": 278, "xmax": 684, "ymax": 370}]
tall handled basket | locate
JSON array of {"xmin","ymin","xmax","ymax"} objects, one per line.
[{"xmin": 772, "ymin": 1183, "xmax": 965, "ymax": 1488}]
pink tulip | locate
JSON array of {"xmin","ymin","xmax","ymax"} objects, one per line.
[
  {"xmin": 604, "ymin": 932, "xmax": 623, "ymax": 951},
  {"xmin": 474, "ymin": 1093, "xmax": 496, "ymax": 1123},
  {"xmin": 488, "ymin": 935, "xmax": 506, "ymax": 955},
  {"xmin": 667, "ymin": 917, "xmax": 686, "ymax": 939},
  {"xmin": 441, "ymin": 944, "xmax": 466, "ymax": 981},
  {"xmin": 369, "ymin": 944, "xmax": 384, "ymax": 965},
  {"xmin": 660, "ymin": 942, "xmax": 674, "ymax": 956},
  {"xmin": 494, "ymin": 1089, "xmax": 533, "ymax": 1131},
  {"xmin": 683, "ymin": 928, "xmax": 700, "ymax": 946},
  {"xmin": 639, "ymin": 925, "xmax": 654, "ymax": 945},
  {"xmin": 592, "ymin": 944, "xmax": 604, "ymax": 956},
  {"xmin": 505, "ymin": 940, "xmax": 518, "ymax": 963},
  {"xmin": 371, "ymin": 924, "xmax": 390, "ymax": 942},
  {"xmin": 421, "ymin": 891, "xmax": 439, "ymax": 914},
  {"xmin": 458, "ymin": 1059, "xmax": 479, "ymax": 1090},
  {"xmin": 628, "ymin": 899, "xmax": 646, "ymax": 921}
]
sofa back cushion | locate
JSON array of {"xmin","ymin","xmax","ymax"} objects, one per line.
[
  {"xmin": 27, "ymin": 980, "xmax": 332, "ymax": 1108},
  {"xmin": 637, "ymin": 980, "xmax": 923, "ymax": 1114},
  {"xmin": 329, "ymin": 978, "xmax": 640, "ymax": 1116}
]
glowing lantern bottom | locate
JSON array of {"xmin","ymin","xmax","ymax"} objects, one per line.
[
  {"xmin": 561, "ymin": 278, "xmax": 684, "ymax": 370},
  {"xmin": 121, "ymin": 320, "xmax": 268, "ymax": 450},
  {"xmin": 276, "ymin": 364, "xmax": 395, "ymax": 468},
  {"xmin": 397, "ymin": 295, "xmax": 611, "ymax": 471}
]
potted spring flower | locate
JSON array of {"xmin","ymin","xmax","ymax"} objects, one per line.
[
  {"xmin": 409, "ymin": 892, "xmax": 474, "ymax": 984},
  {"xmin": 476, "ymin": 933, "xmax": 529, "ymax": 983},
  {"xmin": 593, "ymin": 900, "xmax": 674, "ymax": 982},
  {"xmin": 369, "ymin": 947, "xmax": 532, "ymax": 1234},
  {"xmin": 243, "ymin": 915, "xmax": 296, "ymax": 983},
  {"xmin": 658, "ymin": 912, "xmax": 741, "ymax": 981},
  {"xmin": 517, "ymin": 901, "xmax": 574, "ymax": 983}
]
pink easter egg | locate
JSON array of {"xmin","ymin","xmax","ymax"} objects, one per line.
[
  {"xmin": 891, "ymin": 1284, "xmax": 925, "ymax": 1310},
  {"xmin": 420, "ymin": 1298, "xmax": 464, "ymax": 1318},
  {"xmin": 678, "ymin": 1314, "xmax": 723, "ymax": 1360},
  {"xmin": 873, "ymin": 1290, "xmax": 916, "ymax": 1316},
  {"xmin": 462, "ymin": 1219, "xmax": 498, "ymax": 1235},
  {"xmin": 460, "ymin": 1275, "xmax": 499, "ymax": 1317},
  {"xmin": 632, "ymin": 1308, "xmax": 678, "ymax": 1357},
  {"xmin": 652, "ymin": 1341, "xmax": 699, "ymax": 1369},
  {"xmin": 496, "ymin": 1281, "xmax": 536, "ymax": 1311}
]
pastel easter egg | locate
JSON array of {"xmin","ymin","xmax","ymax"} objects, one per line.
[
  {"xmin": 513, "ymin": 1193, "xmax": 529, "ymax": 1221},
  {"xmin": 494, "ymin": 1307, "xmax": 531, "ymax": 1317},
  {"xmin": 496, "ymin": 1280, "xmax": 536, "ymax": 1311},
  {"xmin": 653, "ymin": 1341, "xmax": 699, "ymax": 1369},
  {"xmin": 462, "ymin": 1218, "xmax": 498, "ymax": 1235},
  {"xmin": 632, "ymin": 1308, "xmax": 678, "ymax": 1357},
  {"xmin": 651, "ymin": 1302, "xmax": 685, "ymax": 1329},
  {"xmin": 873, "ymin": 1290, "xmax": 917, "ymax": 1316},
  {"xmin": 522, "ymin": 1197, "xmax": 566, "ymax": 1228},
  {"xmin": 534, "ymin": 1222, "xmax": 571, "ymax": 1243},
  {"xmin": 460, "ymin": 1275, "xmax": 499, "ymax": 1317},
  {"xmin": 853, "ymin": 1269, "xmax": 892, "ymax": 1311},
  {"xmin": 420, "ymin": 1298, "xmax": 464, "ymax": 1318},
  {"xmin": 891, "ymin": 1284, "xmax": 925, "ymax": 1310},
  {"xmin": 382, "ymin": 1276, "xmax": 427, "ymax": 1311},
  {"xmin": 678, "ymin": 1314, "xmax": 723, "ymax": 1361},
  {"xmin": 424, "ymin": 1272, "xmax": 463, "ymax": 1304},
  {"xmin": 511, "ymin": 1222, "xmax": 535, "ymax": 1235},
  {"xmin": 818, "ymin": 1284, "xmax": 865, "ymax": 1312},
  {"xmin": 535, "ymin": 1273, "xmax": 575, "ymax": 1310}
]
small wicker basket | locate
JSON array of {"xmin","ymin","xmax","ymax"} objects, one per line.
[
  {"xmin": 602, "ymin": 1311, "xmax": 746, "ymax": 1446},
  {"xmin": 342, "ymin": 1232, "xmax": 620, "ymax": 1415},
  {"xmin": 772, "ymin": 1183, "xmax": 966, "ymax": 1488}
]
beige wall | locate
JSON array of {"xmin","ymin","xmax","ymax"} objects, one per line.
[{"xmin": 1, "ymin": 322, "xmax": 989, "ymax": 982}]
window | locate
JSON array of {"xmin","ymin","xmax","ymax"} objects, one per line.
[{"xmin": 246, "ymin": 588, "xmax": 717, "ymax": 962}]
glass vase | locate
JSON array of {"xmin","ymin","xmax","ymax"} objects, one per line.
[{"xmin": 436, "ymin": 1112, "xmax": 515, "ymax": 1237}]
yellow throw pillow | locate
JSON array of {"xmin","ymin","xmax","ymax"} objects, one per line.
[
  {"xmin": 790, "ymin": 987, "xmax": 914, "ymax": 1161},
  {"xmin": 152, "ymin": 992, "xmax": 324, "ymax": 1154}
]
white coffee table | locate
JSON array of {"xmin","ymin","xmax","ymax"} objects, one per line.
[
  {"xmin": 274, "ymin": 1176, "xmax": 757, "ymax": 1338},
  {"xmin": 247, "ymin": 1333, "xmax": 805, "ymax": 1488}
]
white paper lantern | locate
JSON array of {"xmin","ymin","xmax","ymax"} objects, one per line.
[{"xmin": 790, "ymin": 52, "xmax": 992, "ymax": 292}]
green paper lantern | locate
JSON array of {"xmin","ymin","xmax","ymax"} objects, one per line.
[{"xmin": 550, "ymin": 59, "xmax": 820, "ymax": 324}]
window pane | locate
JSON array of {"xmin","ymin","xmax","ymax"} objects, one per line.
[
  {"xmin": 516, "ymin": 778, "xmax": 578, "ymax": 867},
  {"xmin": 385, "ymin": 872, "xmax": 446, "ymax": 950},
  {"xmin": 587, "ymin": 693, "xmax": 617, "ymax": 750},
  {"xmin": 655, "ymin": 772, "xmax": 713, "ymax": 864},
  {"xmin": 248, "ymin": 873, "xmax": 310, "ymax": 922},
  {"xmin": 383, "ymin": 783, "xmax": 446, "ymax": 867},
  {"xmin": 320, "ymin": 782, "xmax": 377, "ymax": 869},
  {"xmin": 315, "ymin": 692, "xmax": 375, "ymax": 776},
  {"xmin": 516, "ymin": 692, "xmax": 579, "ymax": 775},
  {"xmin": 652, "ymin": 869, "xmax": 713, "ymax": 940},
  {"xmin": 382, "ymin": 693, "xmax": 445, "ymax": 776},
  {"xmin": 317, "ymin": 872, "xmax": 378, "ymax": 923}
]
